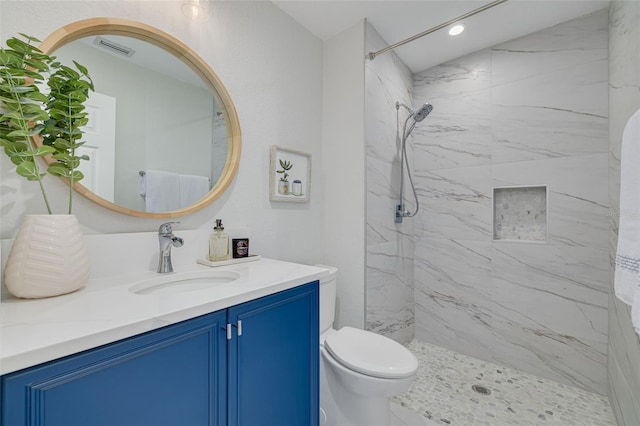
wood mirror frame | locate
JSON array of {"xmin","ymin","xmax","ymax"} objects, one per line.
[{"xmin": 37, "ymin": 17, "xmax": 241, "ymax": 218}]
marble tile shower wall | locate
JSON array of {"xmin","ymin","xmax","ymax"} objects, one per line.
[
  {"xmin": 412, "ymin": 10, "xmax": 609, "ymax": 395},
  {"xmin": 365, "ymin": 23, "xmax": 415, "ymax": 345},
  {"xmin": 607, "ymin": 1, "xmax": 640, "ymax": 424}
]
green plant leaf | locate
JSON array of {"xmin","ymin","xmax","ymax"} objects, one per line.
[
  {"xmin": 0, "ymin": 94, "xmax": 18, "ymax": 103},
  {"xmin": 6, "ymin": 129, "xmax": 30, "ymax": 137},
  {"xmin": 70, "ymin": 170, "xmax": 83, "ymax": 181},
  {"xmin": 17, "ymin": 33, "xmax": 42, "ymax": 43},
  {"xmin": 53, "ymin": 138, "xmax": 72, "ymax": 149},
  {"xmin": 9, "ymin": 85, "xmax": 34, "ymax": 94},
  {"xmin": 72, "ymin": 60, "xmax": 89, "ymax": 76},
  {"xmin": 0, "ymin": 50, "xmax": 14, "ymax": 63},
  {"xmin": 21, "ymin": 103, "xmax": 44, "ymax": 114},
  {"xmin": 16, "ymin": 161, "xmax": 42, "ymax": 181},
  {"xmin": 47, "ymin": 108, "xmax": 67, "ymax": 118},
  {"xmin": 4, "ymin": 141, "xmax": 27, "ymax": 154},
  {"xmin": 74, "ymin": 118, "xmax": 88, "ymax": 127},
  {"xmin": 52, "ymin": 151, "xmax": 72, "ymax": 161},
  {"xmin": 47, "ymin": 163, "xmax": 69, "ymax": 177},
  {"xmin": 0, "ymin": 111, "xmax": 22, "ymax": 121},
  {"xmin": 9, "ymin": 155, "xmax": 25, "ymax": 166},
  {"xmin": 22, "ymin": 111, "xmax": 49, "ymax": 122},
  {"xmin": 24, "ymin": 58, "xmax": 48, "ymax": 72},
  {"xmin": 6, "ymin": 38, "xmax": 32, "ymax": 53},
  {"xmin": 34, "ymin": 145, "xmax": 55, "ymax": 157},
  {"xmin": 20, "ymin": 92, "xmax": 47, "ymax": 103},
  {"xmin": 68, "ymin": 158, "xmax": 80, "ymax": 169}
]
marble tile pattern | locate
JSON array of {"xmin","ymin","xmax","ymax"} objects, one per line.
[
  {"xmin": 493, "ymin": 186, "xmax": 547, "ymax": 241},
  {"xmin": 365, "ymin": 22, "xmax": 415, "ymax": 344},
  {"xmin": 607, "ymin": 1, "xmax": 640, "ymax": 424},
  {"xmin": 412, "ymin": 10, "xmax": 610, "ymax": 395},
  {"xmin": 393, "ymin": 339, "xmax": 616, "ymax": 426}
]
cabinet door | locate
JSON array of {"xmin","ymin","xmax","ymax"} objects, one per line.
[
  {"xmin": 227, "ymin": 281, "xmax": 319, "ymax": 426},
  {"xmin": 1, "ymin": 311, "xmax": 227, "ymax": 426}
]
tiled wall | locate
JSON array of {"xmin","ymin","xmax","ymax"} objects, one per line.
[
  {"xmin": 493, "ymin": 186, "xmax": 547, "ymax": 241},
  {"xmin": 608, "ymin": 1, "xmax": 640, "ymax": 423},
  {"xmin": 412, "ymin": 10, "xmax": 609, "ymax": 395},
  {"xmin": 364, "ymin": 23, "xmax": 415, "ymax": 344}
]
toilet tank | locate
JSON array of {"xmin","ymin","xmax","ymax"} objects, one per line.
[{"xmin": 315, "ymin": 264, "xmax": 338, "ymax": 335}]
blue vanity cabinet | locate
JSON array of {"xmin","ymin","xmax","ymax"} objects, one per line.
[
  {"xmin": 228, "ymin": 281, "xmax": 319, "ymax": 426},
  {"xmin": 1, "ymin": 311, "xmax": 227, "ymax": 426},
  {"xmin": 1, "ymin": 281, "xmax": 319, "ymax": 426},
  {"xmin": 1, "ymin": 310, "xmax": 228, "ymax": 426}
]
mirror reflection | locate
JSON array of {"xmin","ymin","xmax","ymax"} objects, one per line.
[{"xmin": 53, "ymin": 35, "xmax": 229, "ymax": 213}]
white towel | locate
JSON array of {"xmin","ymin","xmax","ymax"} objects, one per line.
[
  {"xmin": 615, "ymin": 108, "xmax": 640, "ymax": 336},
  {"xmin": 179, "ymin": 173, "xmax": 210, "ymax": 207},
  {"xmin": 144, "ymin": 169, "xmax": 181, "ymax": 212}
]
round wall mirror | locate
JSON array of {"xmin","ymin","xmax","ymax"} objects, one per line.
[{"xmin": 38, "ymin": 18, "xmax": 241, "ymax": 218}]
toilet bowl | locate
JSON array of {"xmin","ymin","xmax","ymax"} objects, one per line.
[{"xmin": 316, "ymin": 265, "xmax": 418, "ymax": 426}]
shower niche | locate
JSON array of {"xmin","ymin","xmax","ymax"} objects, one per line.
[{"xmin": 493, "ymin": 185, "xmax": 547, "ymax": 242}]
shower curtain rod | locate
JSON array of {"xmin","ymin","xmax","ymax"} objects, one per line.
[{"xmin": 367, "ymin": 0, "xmax": 510, "ymax": 61}]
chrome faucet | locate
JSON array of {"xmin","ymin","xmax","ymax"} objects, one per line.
[{"xmin": 157, "ymin": 222, "xmax": 184, "ymax": 273}]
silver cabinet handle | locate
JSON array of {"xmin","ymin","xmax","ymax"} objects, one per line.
[{"xmin": 226, "ymin": 321, "xmax": 242, "ymax": 339}]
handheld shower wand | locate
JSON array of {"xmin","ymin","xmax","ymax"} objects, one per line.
[
  {"xmin": 395, "ymin": 101, "xmax": 433, "ymax": 223},
  {"xmin": 413, "ymin": 103, "xmax": 433, "ymax": 122}
]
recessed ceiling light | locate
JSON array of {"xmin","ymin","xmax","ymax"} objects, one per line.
[{"xmin": 449, "ymin": 24, "xmax": 465, "ymax": 36}]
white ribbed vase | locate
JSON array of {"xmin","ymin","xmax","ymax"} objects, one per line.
[{"xmin": 5, "ymin": 214, "xmax": 90, "ymax": 298}]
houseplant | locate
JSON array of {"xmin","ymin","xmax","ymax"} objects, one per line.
[
  {"xmin": 0, "ymin": 33, "xmax": 94, "ymax": 298},
  {"xmin": 277, "ymin": 158, "xmax": 293, "ymax": 195}
]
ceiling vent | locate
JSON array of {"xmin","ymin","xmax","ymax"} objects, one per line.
[{"xmin": 93, "ymin": 36, "xmax": 135, "ymax": 58}]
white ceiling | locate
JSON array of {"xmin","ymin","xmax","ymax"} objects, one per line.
[{"xmin": 272, "ymin": 0, "xmax": 610, "ymax": 73}]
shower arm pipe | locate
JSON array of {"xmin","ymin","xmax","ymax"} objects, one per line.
[{"xmin": 367, "ymin": 0, "xmax": 510, "ymax": 61}]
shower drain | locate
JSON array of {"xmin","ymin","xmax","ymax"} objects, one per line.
[{"xmin": 471, "ymin": 384, "xmax": 491, "ymax": 396}]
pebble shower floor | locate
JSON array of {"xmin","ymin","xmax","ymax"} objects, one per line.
[{"xmin": 392, "ymin": 340, "xmax": 616, "ymax": 426}]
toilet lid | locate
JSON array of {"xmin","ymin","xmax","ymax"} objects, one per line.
[{"xmin": 324, "ymin": 327, "xmax": 418, "ymax": 379}]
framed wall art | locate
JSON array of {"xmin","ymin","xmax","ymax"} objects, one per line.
[{"xmin": 269, "ymin": 146, "xmax": 311, "ymax": 203}]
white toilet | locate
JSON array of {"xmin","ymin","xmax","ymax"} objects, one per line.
[{"xmin": 317, "ymin": 265, "xmax": 419, "ymax": 426}]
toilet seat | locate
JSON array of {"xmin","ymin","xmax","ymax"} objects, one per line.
[{"xmin": 324, "ymin": 327, "xmax": 418, "ymax": 379}]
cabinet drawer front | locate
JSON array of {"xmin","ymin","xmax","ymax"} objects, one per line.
[{"xmin": 2, "ymin": 311, "xmax": 227, "ymax": 426}]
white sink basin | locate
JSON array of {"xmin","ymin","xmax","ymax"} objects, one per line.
[{"xmin": 129, "ymin": 270, "xmax": 241, "ymax": 295}]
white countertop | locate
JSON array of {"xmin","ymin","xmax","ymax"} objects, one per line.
[{"xmin": 0, "ymin": 257, "xmax": 327, "ymax": 375}]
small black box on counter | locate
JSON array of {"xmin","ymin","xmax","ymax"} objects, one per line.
[{"xmin": 232, "ymin": 238, "xmax": 249, "ymax": 258}]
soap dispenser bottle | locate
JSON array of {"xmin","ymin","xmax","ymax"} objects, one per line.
[{"xmin": 209, "ymin": 219, "xmax": 229, "ymax": 262}]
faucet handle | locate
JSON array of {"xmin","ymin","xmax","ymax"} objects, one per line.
[{"xmin": 158, "ymin": 221, "xmax": 180, "ymax": 235}]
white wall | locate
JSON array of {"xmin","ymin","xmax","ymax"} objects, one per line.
[
  {"xmin": 0, "ymin": 1, "xmax": 324, "ymax": 265},
  {"xmin": 322, "ymin": 21, "xmax": 366, "ymax": 329}
]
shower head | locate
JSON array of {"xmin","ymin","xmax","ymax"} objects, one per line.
[
  {"xmin": 397, "ymin": 101, "xmax": 434, "ymax": 139},
  {"xmin": 413, "ymin": 103, "xmax": 433, "ymax": 122}
]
